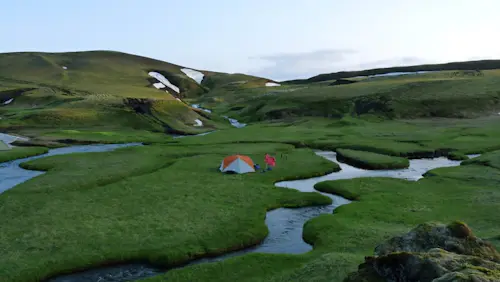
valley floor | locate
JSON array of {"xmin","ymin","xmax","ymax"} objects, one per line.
[{"xmin": 1, "ymin": 116, "xmax": 500, "ymax": 282}]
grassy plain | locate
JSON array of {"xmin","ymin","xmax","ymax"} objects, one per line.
[
  {"xmin": 335, "ymin": 148, "xmax": 409, "ymax": 170},
  {"xmin": 0, "ymin": 146, "xmax": 48, "ymax": 162},
  {"xmin": 1, "ymin": 117, "xmax": 499, "ymax": 282},
  {"xmin": 0, "ymin": 143, "xmax": 338, "ymax": 281},
  {"xmin": 155, "ymin": 149, "xmax": 500, "ymax": 282}
]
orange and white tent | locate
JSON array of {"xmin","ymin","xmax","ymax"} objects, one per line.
[{"xmin": 219, "ymin": 155, "xmax": 255, "ymax": 174}]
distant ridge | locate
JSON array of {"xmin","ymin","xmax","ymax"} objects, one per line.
[{"xmin": 284, "ymin": 59, "xmax": 500, "ymax": 84}]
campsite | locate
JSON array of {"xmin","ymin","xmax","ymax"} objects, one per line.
[{"xmin": 2, "ymin": 2, "xmax": 500, "ymax": 282}]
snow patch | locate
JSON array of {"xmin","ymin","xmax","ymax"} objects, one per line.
[
  {"xmin": 148, "ymin": 72, "xmax": 180, "ymax": 93},
  {"xmin": 265, "ymin": 82, "xmax": 281, "ymax": 87},
  {"xmin": 3, "ymin": 98, "xmax": 13, "ymax": 105},
  {"xmin": 181, "ymin": 68, "xmax": 204, "ymax": 84},
  {"xmin": 194, "ymin": 119, "xmax": 203, "ymax": 127},
  {"xmin": 62, "ymin": 66, "xmax": 68, "ymax": 70},
  {"xmin": 153, "ymin": 82, "xmax": 166, "ymax": 89},
  {"xmin": 176, "ymin": 98, "xmax": 182, "ymax": 102},
  {"xmin": 191, "ymin": 104, "xmax": 212, "ymax": 113}
]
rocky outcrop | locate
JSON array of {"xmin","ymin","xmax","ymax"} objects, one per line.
[
  {"xmin": 345, "ymin": 221, "xmax": 500, "ymax": 282},
  {"xmin": 123, "ymin": 98, "xmax": 192, "ymax": 135}
]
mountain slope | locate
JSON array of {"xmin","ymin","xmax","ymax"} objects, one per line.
[
  {"xmin": 0, "ymin": 50, "xmax": 274, "ymax": 136},
  {"xmin": 219, "ymin": 69, "xmax": 500, "ymax": 122}
]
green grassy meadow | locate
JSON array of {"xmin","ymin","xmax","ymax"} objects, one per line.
[
  {"xmin": 1, "ymin": 52, "xmax": 500, "ymax": 281},
  {"xmin": 146, "ymin": 149, "xmax": 500, "ymax": 282},
  {"xmin": 1, "ymin": 116, "xmax": 500, "ymax": 282},
  {"xmin": 1, "ymin": 143, "xmax": 336, "ymax": 281},
  {"xmin": 335, "ymin": 149, "xmax": 409, "ymax": 170},
  {"xmin": 0, "ymin": 146, "xmax": 48, "ymax": 162}
]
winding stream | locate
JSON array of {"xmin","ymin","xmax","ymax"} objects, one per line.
[
  {"xmin": 0, "ymin": 132, "xmax": 479, "ymax": 282},
  {"xmin": 0, "ymin": 143, "xmax": 142, "ymax": 194}
]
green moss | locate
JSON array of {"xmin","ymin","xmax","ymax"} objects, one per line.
[
  {"xmin": 336, "ymin": 148, "xmax": 410, "ymax": 170},
  {"xmin": 314, "ymin": 181, "xmax": 360, "ymax": 201},
  {"xmin": 447, "ymin": 221, "xmax": 473, "ymax": 238},
  {"xmin": 466, "ymin": 265, "xmax": 500, "ymax": 278},
  {"xmin": 462, "ymin": 150, "xmax": 500, "ymax": 170},
  {"xmin": 448, "ymin": 151, "xmax": 469, "ymax": 161},
  {"xmin": 0, "ymin": 146, "xmax": 49, "ymax": 162}
]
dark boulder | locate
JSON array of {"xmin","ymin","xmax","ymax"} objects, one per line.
[{"xmin": 345, "ymin": 221, "xmax": 500, "ymax": 282}]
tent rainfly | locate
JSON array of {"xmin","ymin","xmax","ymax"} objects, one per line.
[{"xmin": 220, "ymin": 155, "xmax": 255, "ymax": 174}]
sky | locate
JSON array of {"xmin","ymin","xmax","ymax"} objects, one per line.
[{"xmin": 1, "ymin": 0, "xmax": 499, "ymax": 81}]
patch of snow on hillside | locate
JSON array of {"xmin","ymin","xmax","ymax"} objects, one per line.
[
  {"xmin": 265, "ymin": 82, "xmax": 281, "ymax": 87},
  {"xmin": 148, "ymin": 72, "xmax": 180, "ymax": 93},
  {"xmin": 62, "ymin": 66, "xmax": 68, "ymax": 70},
  {"xmin": 194, "ymin": 119, "xmax": 203, "ymax": 126},
  {"xmin": 153, "ymin": 82, "xmax": 166, "ymax": 89},
  {"xmin": 181, "ymin": 68, "xmax": 204, "ymax": 84},
  {"xmin": 176, "ymin": 98, "xmax": 182, "ymax": 102},
  {"xmin": 191, "ymin": 104, "xmax": 212, "ymax": 113},
  {"xmin": 3, "ymin": 98, "xmax": 13, "ymax": 105}
]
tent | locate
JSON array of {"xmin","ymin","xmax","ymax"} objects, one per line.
[{"xmin": 220, "ymin": 155, "xmax": 255, "ymax": 174}]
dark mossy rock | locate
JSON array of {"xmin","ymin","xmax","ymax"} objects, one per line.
[
  {"xmin": 329, "ymin": 79, "xmax": 358, "ymax": 86},
  {"xmin": 345, "ymin": 221, "xmax": 500, "ymax": 282},
  {"xmin": 374, "ymin": 221, "xmax": 500, "ymax": 262},
  {"xmin": 346, "ymin": 249, "xmax": 500, "ymax": 282}
]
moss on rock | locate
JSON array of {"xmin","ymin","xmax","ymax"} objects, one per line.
[{"xmin": 345, "ymin": 221, "xmax": 500, "ymax": 282}]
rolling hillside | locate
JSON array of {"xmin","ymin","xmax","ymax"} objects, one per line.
[
  {"xmin": 213, "ymin": 69, "xmax": 500, "ymax": 122},
  {"xmin": 2, "ymin": 51, "xmax": 500, "ymax": 139},
  {"xmin": 0, "ymin": 51, "xmax": 276, "ymax": 138}
]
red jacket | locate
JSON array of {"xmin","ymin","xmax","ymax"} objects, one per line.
[{"xmin": 265, "ymin": 154, "xmax": 276, "ymax": 166}]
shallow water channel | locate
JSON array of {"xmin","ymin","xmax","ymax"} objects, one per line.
[
  {"xmin": 0, "ymin": 145, "xmax": 472, "ymax": 281},
  {"xmin": 0, "ymin": 143, "xmax": 142, "ymax": 194}
]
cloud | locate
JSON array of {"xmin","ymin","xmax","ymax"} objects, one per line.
[
  {"xmin": 248, "ymin": 51, "xmax": 436, "ymax": 81},
  {"xmin": 247, "ymin": 49, "xmax": 357, "ymax": 81}
]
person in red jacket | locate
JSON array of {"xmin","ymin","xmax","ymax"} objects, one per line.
[{"xmin": 264, "ymin": 153, "xmax": 276, "ymax": 171}]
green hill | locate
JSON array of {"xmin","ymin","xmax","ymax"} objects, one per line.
[
  {"xmin": 0, "ymin": 50, "xmax": 274, "ymax": 139},
  {"xmin": 214, "ymin": 69, "xmax": 500, "ymax": 122},
  {"xmin": 2, "ymin": 51, "xmax": 500, "ymax": 141}
]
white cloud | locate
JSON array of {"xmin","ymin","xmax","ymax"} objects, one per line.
[{"xmin": 248, "ymin": 49, "xmax": 357, "ymax": 81}]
